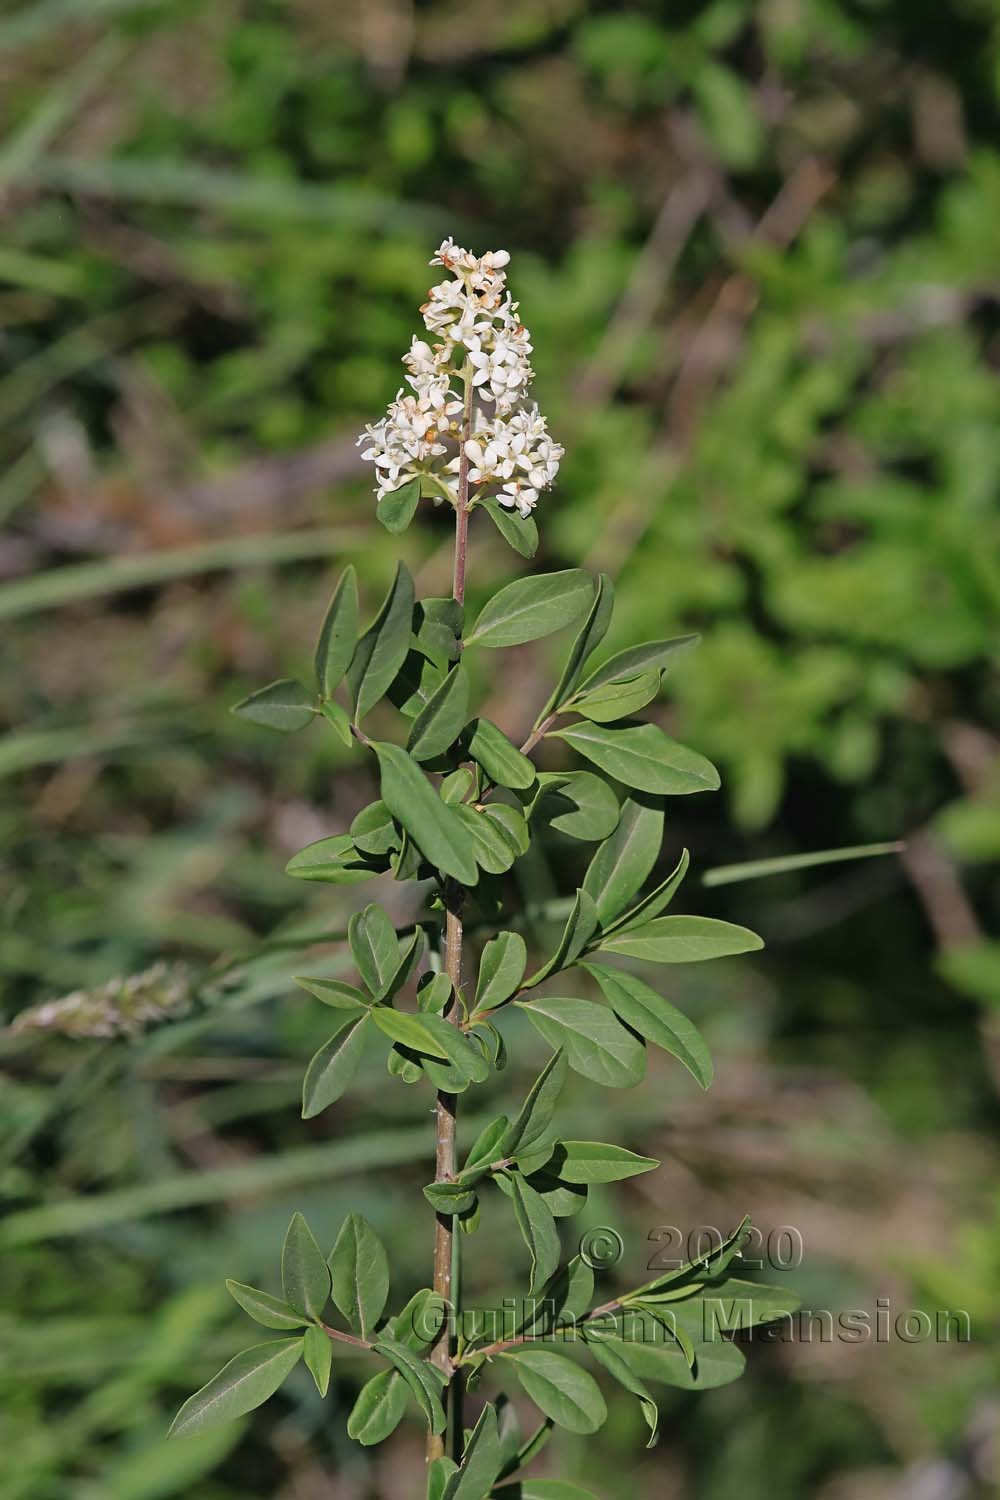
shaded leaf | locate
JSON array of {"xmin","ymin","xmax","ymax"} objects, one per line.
[
  {"xmin": 374, "ymin": 1333, "xmax": 447, "ymax": 1434},
  {"xmin": 507, "ymin": 1050, "xmax": 568, "ymax": 1153},
  {"xmin": 294, "ymin": 976, "xmax": 368, "ymax": 1010},
  {"xmin": 523, "ymin": 889, "xmax": 598, "ymax": 987},
  {"xmin": 456, "ymin": 804, "xmax": 521, "ymax": 874},
  {"xmin": 285, "ymin": 834, "xmax": 377, "ymax": 885},
  {"xmin": 442, "ymin": 1402, "xmax": 503, "ymax": 1500},
  {"xmin": 603, "ymin": 848, "xmax": 690, "ymax": 934},
  {"xmin": 582, "ymin": 1330, "xmax": 659, "ymax": 1447},
  {"xmin": 407, "ymin": 664, "xmax": 471, "ymax": 761},
  {"xmin": 349, "ymin": 904, "xmax": 401, "ymax": 998},
  {"xmin": 571, "ymin": 670, "xmax": 661, "ymax": 723}
]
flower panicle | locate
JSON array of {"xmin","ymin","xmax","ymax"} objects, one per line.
[{"xmin": 357, "ymin": 239, "xmax": 563, "ymax": 520}]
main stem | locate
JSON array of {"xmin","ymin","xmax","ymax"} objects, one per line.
[{"xmin": 427, "ymin": 372, "xmax": 473, "ymax": 1464}]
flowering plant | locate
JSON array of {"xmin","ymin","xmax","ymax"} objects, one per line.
[{"xmin": 168, "ymin": 242, "xmax": 798, "ymax": 1496}]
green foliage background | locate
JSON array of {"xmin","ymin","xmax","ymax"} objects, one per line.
[{"xmin": 1, "ymin": 1, "xmax": 997, "ymax": 1496}]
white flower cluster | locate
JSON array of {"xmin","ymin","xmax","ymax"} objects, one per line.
[{"xmin": 358, "ymin": 239, "xmax": 563, "ymax": 519}]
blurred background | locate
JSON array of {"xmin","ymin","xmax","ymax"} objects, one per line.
[{"xmin": 1, "ymin": 1, "xmax": 998, "ymax": 1496}]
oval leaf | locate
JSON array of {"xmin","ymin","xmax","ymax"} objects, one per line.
[
  {"xmin": 329, "ymin": 1212, "xmax": 389, "ymax": 1339},
  {"xmin": 551, "ymin": 722, "xmax": 720, "ymax": 796},
  {"xmin": 598, "ymin": 915, "xmax": 763, "ymax": 963},
  {"xmin": 169, "ymin": 1338, "xmax": 303, "ymax": 1438},
  {"xmin": 517, "ymin": 997, "xmax": 646, "ymax": 1088},
  {"xmin": 314, "ymin": 566, "xmax": 358, "ymax": 697},
  {"xmin": 466, "ymin": 717, "xmax": 537, "ymax": 790},
  {"xmin": 466, "ymin": 570, "xmax": 593, "ymax": 649},
  {"xmin": 407, "ymin": 664, "xmax": 471, "ymax": 762},
  {"xmin": 376, "ymin": 476, "xmax": 421, "ymax": 534},
  {"xmin": 552, "ymin": 1141, "xmax": 659, "ymax": 1184},
  {"xmin": 500, "ymin": 1347, "xmax": 607, "ymax": 1434},
  {"xmin": 348, "ymin": 563, "xmax": 415, "ymax": 721},
  {"xmin": 232, "ymin": 679, "xmax": 315, "ymax": 733},
  {"xmin": 281, "ymin": 1211, "xmax": 331, "ymax": 1321},
  {"xmin": 581, "ymin": 961, "xmax": 713, "ymax": 1087},
  {"xmin": 373, "ymin": 741, "xmax": 479, "ymax": 886},
  {"xmin": 226, "ymin": 1281, "xmax": 308, "ymax": 1331},
  {"xmin": 575, "ymin": 634, "xmax": 699, "ymax": 695},
  {"xmin": 347, "ymin": 1368, "xmax": 409, "ymax": 1446},
  {"xmin": 301, "ymin": 1014, "xmax": 369, "ymax": 1118},
  {"xmin": 475, "ymin": 931, "xmax": 527, "ymax": 1011},
  {"xmin": 582, "ymin": 795, "xmax": 664, "ymax": 927}
]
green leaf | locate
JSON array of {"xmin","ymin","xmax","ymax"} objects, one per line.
[
  {"xmin": 499, "ymin": 1348, "xmax": 607, "ymax": 1435},
  {"xmin": 350, "ymin": 800, "xmax": 398, "ymax": 855},
  {"xmin": 475, "ymin": 932, "xmax": 528, "ymax": 1012},
  {"xmin": 550, "ymin": 723, "xmax": 719, "ymax": 797},
  {"xmin": 373, "ymin": 1333, "xmax": 447, "ymax": 1434},
  {"xmin": 225, "ymin": 1281, "xmax": 308, "ymax": 1331},
  {"xmin": 424, "ymin": 1181, "xmax": 478, "ymax": 1215},
  {"xmin": 376, "ymin": 476, "xmax": 421, "ymax": 533},
  {"xmin": 598, "ymin": 1336, "xmax": 745, "ymax": 1391},
  {"xmin": 476, "ymin": 494, "xmax": 539, "ymax": 557},
  {"xmin": 575, "ymin": 634, "xmax": 699, "ymax": 695},
  {"xmin": 534, "ymin": 772, "xmax": 620, "ymax": 841},
  {"xmin": 598, "ymin": 915, "xmax": 763, "ymax": 963},
  {"xmin": 581, "ymin": 796, "xmax": 664, "ymax": 927},
  {"xmin": 407, "ymin": 665, "xmax": 471, "ymax": 761},
  {"xmin": 303, "ymin": 1324, "xmax": 332, "ymax": 1397},
  {"xmin": 517, "ymin": 998, "xmax": 645, "ymax": 1088},
  {"xmin": 294, "ymin": 976, "xmax": 367, "ymax": 1010},
  {"xmin": 373, "ymin": 742, "xmax": 479, "ymax": 885},
  {"xmin": 523, "ymin": 890, "xmax": 598, "ymax": 988},
  {"xmin": 456, "ymin": 804, "xmax": 521, "ymax": 874},
  {"xmin": 388, "ymin": 1289, "xmax": 449, "ymax": 1351},
  {"xmin": 390, "ymin": 649, "xmax": 446, "ymax": 718},
  {"xmin": 581, "ymin": 963, "xmax": 713, "ymax": 1088},
  {"xmin": 552, "ymin": 1141, "xmax": 659, "ymax": 1184},
  {"xmin": 467, "ymin": 717, "xmax": 537, "ymax": 790},
  {"xmin": 281, "ymin": 1212, "xmax": 331, "ymax": 1321},
  {"xmin": 384, "ymin": 926, "xmax": 427, "ymax": 1001},
  {"xmin": 666, "ymin": 1279, "xmax": 802, "ymax": 1340},
  {"xmin": 348, "ymin": 562, "xmax": 415, "ymax": 721},
  {"xmin": 630, "ymin": 1217, "xmax": 752, "ymax": 1299},
  {"xmin": 482, "ymin": 802, "xmax": 529, "ymax": 854},
  {"xmin": 603, "ymin": 848, "xmax": 690, "ymax": 934},
  {"xmin": 231, "ymin": 679, "xmax": 315, "ymax": 733},
  {"xmin": 285, "ymin": 834, "xmax": 376, "ymax": 885},
  {"xmin": 582, "ymin": 1331, "xmax": 659, "ymax": 1447},
  {"xmin": 441, "ymin": 767, "xmax": 475, "ymax": 804},
  {"xmin": 417, "ymin": 971, "xmax": 453, "ymax": 1013},
  {"xmin": 349, "ymin": 903, "xmax": 400, "ymax": 999},
  {"xmin": 415, "ymin": 596, "xmax": 465, "ymax": 666},
  {"xmin": 522, "ymin": 1168, "xmax": 588, "ymax": 1219},
  {"xmin": 169, "ymin": 1338, "xmax": 304, "ymax": 1437},
  {"xmin": 518, "ymin": 1255, "xmax": 594, "ymax": 1336},
  {"xmin": 430, "ymin": 1458, "xmax": 460, "ymax": 1500},
  {"xmin": 319, "ymin": 698, "xmax": 354, "ymax": 745},
  {"xmin": 301, "ymin": 1014, "xmax": 369, "ymax": 1118},
  {"xmin": 509, "ymin": 1173, "xmax": 561, "ymax": 1295},
  {"xmin": 507, "ymin": 1050, "xmax": 568, "ymax": 1153},
  {"xmin": 347, "ymin": 1368, "xmax": 409, "ymax": 1446},
  {"xmin": 466, "ymin": 570, "xmax": 593, "ymax": 649},
  {"xmin": 571, "ymin": 670, "xmax": 661, "ymax": 723},
  {"xmin": 314, "ymin": 566, "xmax": 358, "ymax": 697},
  {"xmin": 329, "ymin": 1213, "xmax": 389, "ymax": 1339},
  {"xmin": 373, "ymin": 1009, "xmax": 489, "ymax": 1084},
  {"xmin": 543, "ymin": 573, "xmax": 615, "ymax": 716},
  {"xmin": 702, "ymin": 841, "xmax": 905, "ymax": 887},
  {"xmin": 463, "ymin": 1115, "xmax": 513, "ymax": 1173},
  {"xmin": 492, "ymin": 1483, "xmax": 600, "ymax": 1500},
  {"xmin": 442, "ymin": 1403, "xmax": 503, "ymax": 1500}
]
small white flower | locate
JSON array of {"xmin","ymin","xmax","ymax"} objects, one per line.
[{"xmin": 358, "ymin": 243, "xmax": 561, "ymax": 518}]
